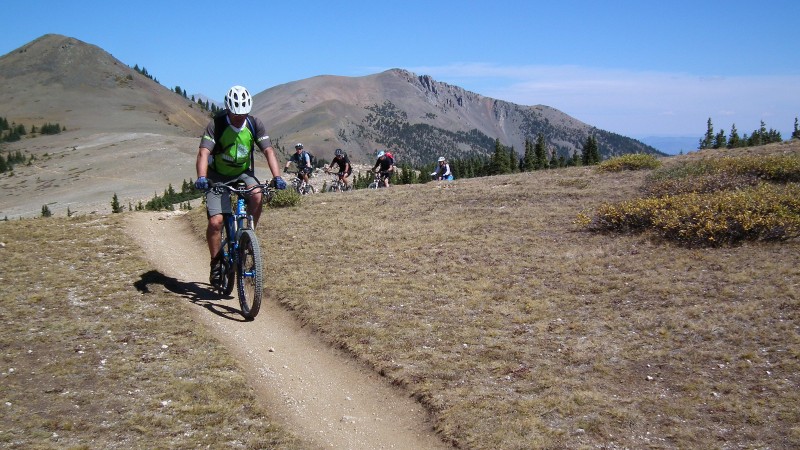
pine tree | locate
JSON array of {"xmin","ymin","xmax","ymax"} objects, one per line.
[
  {"xmin": 699, "ymin": 117, "xmax": 714, "ymax": 149},
  {"xmin": 793, "ymin": 118, "xmax": 800, "ymax": 140},
  {"xmin": 522, "ymin": 138, "xmax": 536, "ymax": 171},
  {"xmin": 549, "ymin": 150, "xmax": 559, "ymax": 169},
  {"xmin": 111, "ymin": 193, "xmax": 123, "ymax": 213},
  {"xmin": 582, "ymin": 135, "xmax": 600, "ymax": 165},
  {"xmin": 713, "ymin": 129, "xmax": 727, "ymax": 149},
  {"xmin": 534, "ymin": 134, "xmax": 548, "ymax": 170},
  {"xmin": 41, "ymin": 205, "xmax": 52, "ymax": 217},
  {"xmin": 728, "ymin": 124, "xmax": 741, "ymax": 148},
  {"xmin": 569, "ymin": 151, "xmax": 580, "ymax": 167},
  {"xmin": 488, "ymin": 138, "xmax": 511, "ymax": 175}
]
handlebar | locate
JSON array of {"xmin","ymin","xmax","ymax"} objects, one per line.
[{"xmin": 206, "ymin": 181, "xmax": 272, "ymax": 195}]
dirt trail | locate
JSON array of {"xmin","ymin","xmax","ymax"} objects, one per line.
[{"xmin": 124, "ymin": 211, "xmax": 449, "ymax": 450}]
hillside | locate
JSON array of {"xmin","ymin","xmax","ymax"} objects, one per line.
[
  {"xmin": 0, "ymin": 34, "xmax": 209, "ymax": 134},
  {"xmin": 254, "ymin": 69, "xmax": 663, "ymax": 164},
  {"xmin": 0, "ymin": 34, "xmax": 212, "ymax": 219},
  {"xmin": 2, "ymin": 142, "xmax": 797, "ymax": 449}
]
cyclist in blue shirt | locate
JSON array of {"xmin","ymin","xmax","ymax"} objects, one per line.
[{"xmin": 284, "ymin": 143, "xmax": 313, "ymax": 189}]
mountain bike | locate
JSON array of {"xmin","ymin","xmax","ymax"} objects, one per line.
[
  {"xmin": 368, "ymin": 170, "xmax": 389, "ymax": 189},
  {"xmin": 287, "ymin": 170, "xmax": 316, "ymax": 195},
  {"xmin": 207, "ymin": 179, "xmax": 272, "ymax": 320},
  {"xmin": 324, "ymin": 169, "xmax": 352, "ymax": 192}
]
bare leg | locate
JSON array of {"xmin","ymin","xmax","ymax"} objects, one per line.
[{"xmin": 207, "ymin": 214, "xmax": 223, "ymax": 259}]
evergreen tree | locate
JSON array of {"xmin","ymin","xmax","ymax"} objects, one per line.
[
  {"xmin": 111, "ymin": 193, "xmax": 123, "ymax": 213},
  {"xmin": 728, "ymin": 124, "xmax": 741, "ymax": 149},
  {"xmin": 0, "ymin": 153, "xmax": 6, "ymax": 173},
  {"xmin": 713, "ymin": 129, "xmax": 727, "ymax": 149},
  {"xmin": 699, "ymin": 117, "xmax": 714, "ymax": 149},
  {"xmin": 549, "ymin": 150, "xmax": 560, "ymax": 169},
  {"xmin": 488, "ymin": 138, "xmax": 511, "ymax": 175},
  {"xmin": 582, "ymin": 135, "xmax": 600, "ymax": 165},
  {"xmin": 41, "ymin": 205, "xmax": 52, "ymax": 217},
  {"xmin": 508, "ymin": 146, "xmax": 518, "ymax": 173},
  {"xmin": 569, "ymin": 151, "xmax": 580, "ymax": 167},
  {"xmin": 793, "ymin": 117, "xmax": 800, "ymax": 140},
  {"xmin": 534, "ymin": 133, "xmax": 548, "ymax": 170},
  {"xmin": 522, "ymin": 138, "xmax": 536, "ymax": 171}
]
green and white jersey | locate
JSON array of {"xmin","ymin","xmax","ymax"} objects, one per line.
[{"xmin": 199, "ymin": 114, "xmax": 272, "ymax": 177}]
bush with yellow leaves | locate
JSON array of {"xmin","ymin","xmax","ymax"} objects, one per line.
[{"xmin": 578, "ymin": 153, "xmax": 800, "ymax": 246}]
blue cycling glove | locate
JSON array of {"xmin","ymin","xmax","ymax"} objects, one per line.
[
  {"xmin": 194, "ymin": 176, "xmax": 209, "ymax": 190},
  {"xmin": 273, "ymin": 176, "xmax": 287, "ymax": 190}
]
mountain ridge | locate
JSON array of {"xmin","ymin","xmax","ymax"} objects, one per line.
[{"xmin": 253, "ymin": 68, "xmax": 662, "ymax": 164}]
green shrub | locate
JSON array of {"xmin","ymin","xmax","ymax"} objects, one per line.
[
  {"xmin": 268, "ymin": 189, "xmax": 301, "ymax": 208},
  {"xmin": 646, "ymin": 154, "xmax": 800, "ymax": 191},
  {"xmin": 597, "ymin": 153, "xmax": 661, "ymax": 172}
]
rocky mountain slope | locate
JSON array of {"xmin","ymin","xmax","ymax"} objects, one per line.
[{"xmin": 255, "ymin": 69, "xmax": 663, "ymax": 164}]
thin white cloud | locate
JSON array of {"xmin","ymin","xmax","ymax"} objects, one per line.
[{"xmin": 406, "ymin": 63, "xmax": 800, "ymax": 137}]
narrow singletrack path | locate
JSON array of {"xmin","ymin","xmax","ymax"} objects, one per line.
[{"xmin": 124, "ymin": 211, "xmax": 450, "ymax": 450}]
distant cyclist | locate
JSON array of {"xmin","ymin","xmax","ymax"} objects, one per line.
[
  {"xmin": 431, "ymin": 156, "xmax": 453, "ymax": 181},
  {"xmin": 371, "ymin": 150, "xmax": 395, "ymax": 187},
  {"xmin": 194, "ymin": 85, "xmax": 286, "ymax": 285},
  {"xmin": 284, "ymin": 143, "xmax": 313, "ymax": 189},
  {"xmin": 325, "ymin": 148, "xmax": 352, "ymax": 190}
]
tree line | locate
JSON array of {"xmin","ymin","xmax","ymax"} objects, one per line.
[
  {"xmin": 698, "ymin": 117, "xmax": 799, "ymax": 150},
  {"xmin": 0, "ymin": 116, "xmax": 63, "ymax": 142},
  {"xmin": 351, "ymin": 134, "xmax": 602, "ymax": 188},
  {"xmin": 0, "ymin": 149, "xmax": 29, "ymax": 174}
]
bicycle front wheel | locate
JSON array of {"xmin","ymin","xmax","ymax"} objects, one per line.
[
  {"xmin": 236, "ymin": 229, "xmax": 263, "ymax": 320},
  {"xmin": 219, "ymin": 219, "xmax": 235, "ymax": 296}
]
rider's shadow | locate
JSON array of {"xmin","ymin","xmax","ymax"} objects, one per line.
[{"xmin": 134, "ymin": 270, "xmax": 247, "ymax": 322}]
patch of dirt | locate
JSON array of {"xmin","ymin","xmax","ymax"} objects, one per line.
[{"xmin": 123, "ymin": 211, "xmax": 450, "ymax": 450}]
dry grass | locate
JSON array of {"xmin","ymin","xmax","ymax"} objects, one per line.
[
  {"xmin": 0, "ymin": 215, "xmax": 307, "ymax": 449},
  {"xmin": 3, "ymin": 141, "xmax": 799, "ymax": 449},
  {"xmin": 196, "ymin": 140, "xmax": 800, "ymax": 449}
]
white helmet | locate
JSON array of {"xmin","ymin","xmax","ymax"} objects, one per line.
[
  {"xmin": 376, "ymin": 150, "xmax": 385, "ymax": 158},
  {"xmin": 437, "ymin": 156, "xmax": 446, "ymax": 162},
  {"xmin": 225, "ymin": 85, "xmax": 252, "ymax": 114}
]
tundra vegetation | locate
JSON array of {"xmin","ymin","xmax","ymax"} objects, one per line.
[{"xmin": 1, "ymin": 140, "xmax": 798, "ymax": 449}]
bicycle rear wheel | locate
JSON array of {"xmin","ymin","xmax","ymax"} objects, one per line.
[{"xmin": 236, "ymin": 229, "xmax": 263, "ymax": 320}]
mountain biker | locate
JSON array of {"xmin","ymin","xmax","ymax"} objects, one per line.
[
  {"xmin": 324, "ymin": 148, "xmax": 352, "ymax": 190},
  {"xmin": 371, "ymin": 150, "xmax": 395, "ymax": 187},
  {"xmin": 284, "ymin": 143, "xmax": 313, "ymax": 189},
  {"xmin": 431, "ymin": 156, "xmax": 453, "ymax": 181},
  {"xmin": 194, "ymin": 85, "xmax": 286, "ymax": 285}
]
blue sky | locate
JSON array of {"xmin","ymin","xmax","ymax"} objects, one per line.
[{"xmin": 2, "ymin": 0, "xmax": 799, "ymax": 141}]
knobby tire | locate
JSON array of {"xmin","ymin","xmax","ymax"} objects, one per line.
[
  {"xmin": 237, "ymin": 229, "xmax": 263, "ymax": 320},
  {"xmin": 219, "ymin": 218, "xmax": 235, "ymax": 296}
]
